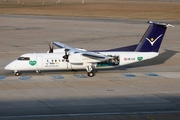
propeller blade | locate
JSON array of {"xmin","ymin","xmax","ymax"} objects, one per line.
[
  {"xmin": 49, "ymin": 43, "xmax": 54, "ymax": 53},
  {"xmin": 63, "ymin": 48, "xmax": 69, "ymax": 60},
  {"xmin": 64, "ymin": 47, "xmax": 69, "ymax": 70}
]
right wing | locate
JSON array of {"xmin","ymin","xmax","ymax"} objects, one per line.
[
  {"xmin": 52, "ymin": 42, "xmax": 76, "ymax": 51},
  {"xmin": 52, "ymin": 42, "xmax": 108, "ymax": 60}
]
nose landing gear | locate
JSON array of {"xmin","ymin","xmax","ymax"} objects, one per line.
[
  {"xmin": 14, "ymin": 71, "xmax": 20, "ymax": 76},
  {"xmin": 36, "ymin": 70, "xmax": 41, "ymax": 74}
]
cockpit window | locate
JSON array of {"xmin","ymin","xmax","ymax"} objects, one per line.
[
  {"xmin": 24, "ymin": 57, "xmax": 30, "ymax": 60},
  {"xmin": 17, "ymin": 57, "xmax": 23, "ymax": 60},
  {"xmin": 17, "ymin": 57, "xmax": 30, "ymax": 61}
]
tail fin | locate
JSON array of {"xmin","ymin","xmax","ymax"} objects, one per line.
[{"xmin": 135, "ymin": 21, "xmax": 173, "ymax": 52}]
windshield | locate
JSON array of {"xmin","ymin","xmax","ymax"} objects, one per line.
[{"xmin": 17, "ymin": 57, "xmax": 30, "ymax": 61}]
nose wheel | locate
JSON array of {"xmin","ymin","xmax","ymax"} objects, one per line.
[
  {"xmin": 36, "ymin": 70, "xmax": 41, "ymax": 74},
  {"xmin": 14, "ymin": 71, "xmax": 20, "ymax": 76}
]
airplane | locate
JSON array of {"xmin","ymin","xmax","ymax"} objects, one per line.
[{"xmin": 5, "ymin": 21, "xmax": 173, "ymax": 77}]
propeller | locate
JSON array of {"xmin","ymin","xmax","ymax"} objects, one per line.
[
  {"xmin": 63, "ymin": 48, "xmax": 70, "ymax": 70},
  {"xmin": 63, "ymin": 48, "xmax": 69, "ymax": 62},
  {"xmin": 48, "ymin": 43, "xmax": 54, "ymax": 53}
]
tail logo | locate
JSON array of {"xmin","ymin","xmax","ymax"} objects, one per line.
[{"xmin": 146, "ymin": 34, "xmax": 163, "ymax": 46}]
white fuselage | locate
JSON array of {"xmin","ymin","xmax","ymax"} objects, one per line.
[{"xmin": 5, "ymin": 49, "xmax": 159, "ymax": 72}]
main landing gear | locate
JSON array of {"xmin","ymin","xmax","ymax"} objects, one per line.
[
  {"xmin": 86, "ymin": 66, "xmax": 95, "ymax": 77},
  {"xmin": 87, "ymin": 72, "xmax": 95, "ymax": 77}
]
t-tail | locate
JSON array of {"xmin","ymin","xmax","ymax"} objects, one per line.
[{"xmin": 135, "ymin": 21, "xmax": 174, "ymax": 52}]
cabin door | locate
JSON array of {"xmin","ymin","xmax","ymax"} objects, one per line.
[{"xmin": 36, "ymin": 56, "xmax": 43, "ymax": 69}]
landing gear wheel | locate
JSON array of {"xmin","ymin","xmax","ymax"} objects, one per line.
[
  {"xmin": 87, "ymin": 72, "xmax": 95, "ymax": 77},
  {"xmin": 14, "ymin": 72, "xmax": 20, "ymax": 76},
  {"xmin": 36, "ymin": 70, "xmax": 41, "ymax": 74}
]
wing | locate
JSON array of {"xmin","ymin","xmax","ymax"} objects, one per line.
[
  {"xmin": 82, "ymin": 52, "xmax": 106, "ymax": 59},
  {"xmin": 52, "ymin": 42, "xmax": 107, "ymax": 60},
  {"xmin": 52, "ymin": 42, "xmax": 76, "ymax": 51}
]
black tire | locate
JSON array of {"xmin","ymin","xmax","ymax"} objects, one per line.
[
  {"xmin": 14, "ymin": 72, "xmax": 20, "ymax": 76},
  {"xmin": 36, "ymin": 70, "xmax": 41, "ymax": 74},
  {"xmin": 87, "ymin": 72, "xmax": 95, "ymax": 77}
]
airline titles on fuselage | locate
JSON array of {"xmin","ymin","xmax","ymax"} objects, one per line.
[{"xmin": 45, "ymin": 58, "xmax": 65, "ymax": 67}]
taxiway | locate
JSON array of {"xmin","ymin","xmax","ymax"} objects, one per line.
[{"xmin": 0, "ymin": 15, "xmax": 180, "ymax": 120}]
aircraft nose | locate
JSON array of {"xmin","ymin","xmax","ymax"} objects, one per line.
[
  {"xmin": 5, "ymin": 63, "xmax": 11, "ymax": 70},
  {"xmin": 5, "ymin": 62, "xmax": 16, "ymax": 70}
]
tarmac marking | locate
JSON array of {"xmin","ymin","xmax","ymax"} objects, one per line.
[
  {"xmin": 51, "ymin": 75, "xmax": 64, "ymax": 79},
  {"xmin": 0, "ymin": 76, "xmax": 6, "ymax": 80},
  {"xmin": 19, "ymin": 76, "xmax": 32, "ymax": 80},
  {"xmin": 144, "ymin": 73, "xmax": 158, "ymax": 77},
  {"xmin": 74, "ymin": 74, "xmax": 88, "ymax": 78},
  {"xmin": 4, "ymin": 72, "xmax": 180, "ymax": 79},
  {"xmin": 122, "ymin": 73, "xmax": 136, "ymax": 77}
]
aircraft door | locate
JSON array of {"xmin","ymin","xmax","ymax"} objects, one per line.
[{"xmin": 36, "ymin": 56, "xmax": 43, "ymax": 69}]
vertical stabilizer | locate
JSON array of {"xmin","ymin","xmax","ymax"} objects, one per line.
[{"xmin": 135, "ymin": 21, "xmax": 173, "ymax": 52}]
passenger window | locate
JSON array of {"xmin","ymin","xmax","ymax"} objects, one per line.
[{"xmin": 55, "ymin": 60, "xmax": 57, "ymax": 62}]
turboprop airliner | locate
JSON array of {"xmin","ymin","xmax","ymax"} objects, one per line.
[{"xmin": 5, "ymin": 21, "xmax": 173, "ymax": 77}]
